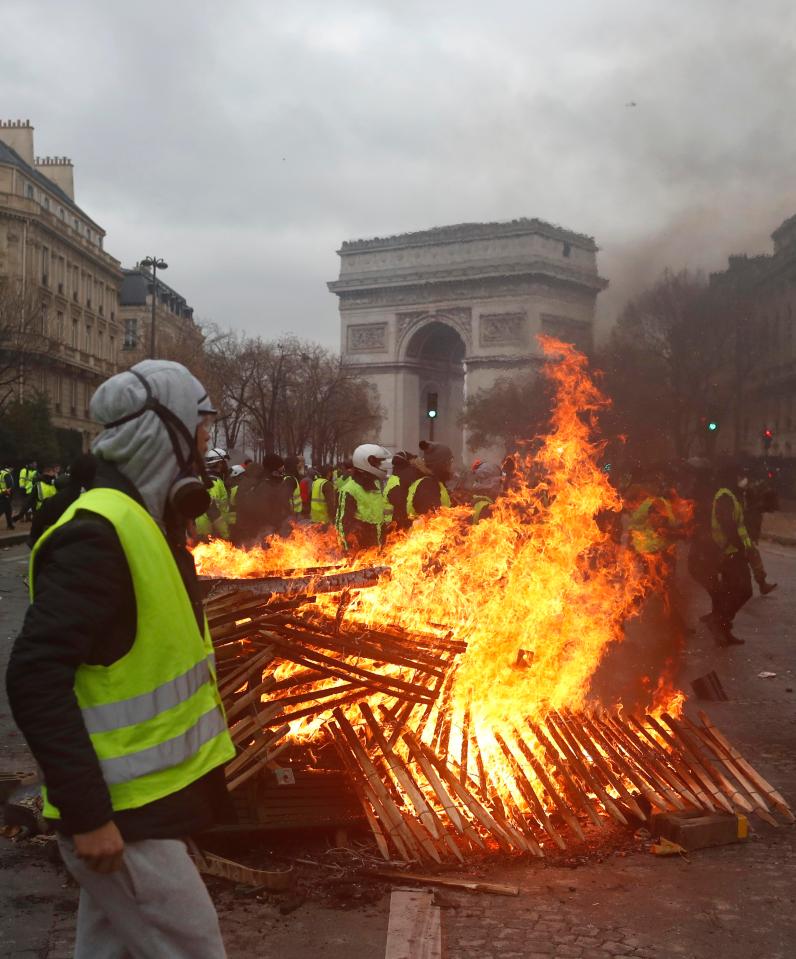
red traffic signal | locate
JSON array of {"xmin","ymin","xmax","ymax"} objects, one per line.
[{"xmin": 762, "ymin": 428, "xmax": 774, "ymax": 451}]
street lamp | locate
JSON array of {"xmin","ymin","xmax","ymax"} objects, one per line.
[{"xmin": 140, "ymin": 256, "xmax": 168, "ymax": 358}]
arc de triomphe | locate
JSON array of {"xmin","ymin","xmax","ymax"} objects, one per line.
[{"xmin": 328, "ymin": 218, "xmax": 608, "ymax": 463}]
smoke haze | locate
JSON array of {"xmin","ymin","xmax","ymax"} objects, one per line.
[{"xmin": 3, "ymin": 0, "xmax": 795, "ymax": 345}]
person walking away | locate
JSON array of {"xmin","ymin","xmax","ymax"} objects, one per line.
[
  {"xmin": 231, "ymin": 454, "xmax": 294, "ymax": 546},
  {"xmin": 5, "ymin": 360, "xmax": 233, "ymax": 958},
  {"xmin": 406, "ymin": 441, "xmax": 453, "ymax": 520},
  {"xmin": 384, "ymin": 450, "xmax": 423, "ymax": 531},
  {"xmin": 706, "ymin": 471, "xmax": 755, "ymax": 646},
  {"xmin": 336, "ymin": 444, "xmax": 389, "ymax": 552},
  {"xmin": 0, "ymin": 464, "xmax": 14, "ymax": 529},
  {"xmin": 737, "ymin": 467, "xmax": 777, "ymax": 595},
  {"xmin": 471, "ymin": 462, "xmax": 502, "ymax": 523},
  {"xmin": 194, "ymin": 447, "xmax": 232, "ymax": 540},
  {"xmin": 283, "ymin": 456, "xmax": 305, "ymax": 517},
  {"xmin": 310, "ymin": 466, "xmax": 336, "ymax": 527}
]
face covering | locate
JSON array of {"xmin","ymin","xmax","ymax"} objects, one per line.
[{"xmin": 91, "ymin": 360, "xmax": 214, "ymax": 521}]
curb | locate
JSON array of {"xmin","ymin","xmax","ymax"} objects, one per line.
[
  {"xmin": 762, "ymin": 534, "xmax": 796, "ymax": 548},
  {"xmin": 0, "ymin": 532, "xmax": 29, "ymax": 548}
]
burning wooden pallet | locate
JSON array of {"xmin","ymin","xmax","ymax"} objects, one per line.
[{"xmin": 206, "ymin": 569, "xmax": 794, "ymax": 863}]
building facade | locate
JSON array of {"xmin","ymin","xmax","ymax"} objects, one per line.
[
  {"xmin": 119, "ymin": 266, "xmax": 202, "ymax": 367},
  {"xmin": 329, "ymin": 218, "xmax": 607, "ymax": 462},
  {"xmin": 0, "ymin": 119, "xmax": 122, "ymax": 452},
  {"xmin": 711, "ymin": 213, "xmax": 796, "ymax": 459}
]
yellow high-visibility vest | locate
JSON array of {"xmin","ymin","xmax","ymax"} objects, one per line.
[
  {"xmin": 30, "ymin": 488, "xmax": 234, "ymax": 818},
  {"xmin": 406, "ymin": 478, "xmax": 451, "ymax": 519}
]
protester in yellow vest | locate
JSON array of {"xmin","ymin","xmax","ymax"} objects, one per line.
[
  {"xmin": 703, "ymin": 475, "xmax": 754, "ymax": 647},
  {"xmin": 406, "ymin": 441, "xmax": 453, "ymax": 519},
  {"xmin": 471, "ymin": 461, "xmax": 502, "ymax": 524},
  {"xmin": 283, "ymin": 455, "xmax": 305, "ymax": 516},
  {"xmin": 627, "ymin": 495, "xmax": 677, "ymax": 556},
  {"xmin": 310, "ymin": 467, "xmax": 336, "ymax": 525},
  {"xmin": 195, "ymin": 447, "xmax": 231, "ymax": 539},
  {"xmin": 335, "ymin": 444, "xmax": 389, "ymax": 551},
  {"xmin": 0, "ymin": 465, "xmax": 14, "ymax": 530},
  {"xmin": 383, "ymin": 450, "xmax": 423, "ymax": 531},
  {"xmin": 34, "ymin": 467, "xmax": 58, "ymax": 510},
  {"xmin": 6, "ymin": 360, "xmax": 233, "ymax": 958}
]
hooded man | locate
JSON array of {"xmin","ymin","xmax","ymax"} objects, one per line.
[
  {"xmin": 406, "ymin": 441, "xmax": 453, "ymax": 519},
  {"xmin": 5, "ymin": 360, "xmax": 234, "ymax": 958}
]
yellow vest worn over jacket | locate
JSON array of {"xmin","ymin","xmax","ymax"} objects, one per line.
[
  {"xmin": 472, "ymin": 494, "xmax": 493, "ymax": 524},
  {"xmin": 35, "ymin": 480, "xmax": 57, "ymax": 509},
  {"xmin": 382, "ymin": 474, "xmax": 401, "ymax": 523},
  {"xmin": 627, "ymin": 496, "xmax": 676, "ymax": 554},
  {"xmin": 711, "ymin": 488, "xmax": 752, "ymax": 556},
  {"xmin": 19, "ymin": 467, "xmax": 35, "ymax": 493},
  {"xmin": 285, "ymin": 476, "xmax": 303, "ymax": 514},
  {"xmin": 335, "ymin": 477, "xmax": 385, "ymax": 550},
  {"xmin": 406, "ymin": 477, "xmax": 451, "ymax": 519},
  {"xmin": 195, "ymin": 476, "xmax": 231, "ymax": 538},
  {"xmin": 310, "ymin": 477, "xmax": 331, "ymax": 523},
  {"xmin": 30, "ymin": 487, "xmax": 234, "ymax": 819}
]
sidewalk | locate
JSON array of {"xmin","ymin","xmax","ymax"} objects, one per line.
[
  {"xmin": 761, "ymin": 510, "xmax": 796, "ymax": 546},
  {"xmin": 0, "ymin": 526, "xmax": 28, "ymax": 548}
]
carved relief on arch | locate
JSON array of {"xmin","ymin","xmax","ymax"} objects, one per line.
[{"xmin": 396, "ymin": 307, "xmax": 472, "ymax": 359}]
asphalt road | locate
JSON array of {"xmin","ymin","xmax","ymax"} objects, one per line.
[{"xmin": 1, "ymin": 540, "xmax": 795, "ymax": 959}]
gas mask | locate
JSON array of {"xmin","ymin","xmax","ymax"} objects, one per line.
[{"xmin": 101, "ymin": 370, "xmax": 212, "ymax": 519}]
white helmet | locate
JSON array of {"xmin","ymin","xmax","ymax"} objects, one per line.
[
  {"xmin": 205, "ymin": 447, "xmax": 229, "ymax": 466},
  {"xmin": 229, "ymin": 464, "xmax": 246, "ymax": 478},
  {"xmin": 352, "ymin": 443, "xmax": 390, "ymax": 480}
]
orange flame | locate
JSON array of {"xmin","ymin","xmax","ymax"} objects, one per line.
[{"xmin": 196, "ymin": 337, "xmax": 685, "ymax": 745}]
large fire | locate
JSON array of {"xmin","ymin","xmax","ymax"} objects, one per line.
[{"xmin": 196, "ymin": 338, "xmax": 684, "ymax": 756}]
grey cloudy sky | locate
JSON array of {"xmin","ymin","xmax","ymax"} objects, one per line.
[{"xmin": 4, "ymin": 0, "xmax": 796, "ymax": 346}]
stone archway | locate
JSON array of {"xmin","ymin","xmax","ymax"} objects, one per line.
[{"xmin": 403, "ymin": 320, "xmax": 467, "ymax": 461}]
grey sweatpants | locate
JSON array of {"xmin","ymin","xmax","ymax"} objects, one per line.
[{"xmin": 58, "ymin": 836, "xmax": 226, "ymax": 959}]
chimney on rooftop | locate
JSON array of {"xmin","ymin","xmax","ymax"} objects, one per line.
[
  {"xmin": 35, "ymin": 155, "xmax": 75, "ymax": 200},
  {"xmin": 0, "ymin": 119, "xmax": 35, "ymax": 166}
]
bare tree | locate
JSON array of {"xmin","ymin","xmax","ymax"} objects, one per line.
[{"xmin": 0, "ymin": 278, "xmax": 50, "ymax": 413}]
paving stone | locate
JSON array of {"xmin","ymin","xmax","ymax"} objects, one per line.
[{"xmin": 554, "ymin": 947, "xmax": 583, "ymax": 958}]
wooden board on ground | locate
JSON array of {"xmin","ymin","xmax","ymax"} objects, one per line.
[{"xmin": 385, "ymin": 888, "xmax": 443, "ymax": 959}]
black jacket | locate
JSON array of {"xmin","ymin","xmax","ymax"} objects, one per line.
[{"xmin": 5, "ymin": 462, "xmax": 232, "ymax": 841}]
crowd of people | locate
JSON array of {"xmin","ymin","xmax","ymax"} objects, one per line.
[
  {"xmin": 187, "ymin": 438, "xmax": 508, "ymax": 553},
  {"xmin": 623, "ymin": 458, "xmax": 780, "ymax": 647}
]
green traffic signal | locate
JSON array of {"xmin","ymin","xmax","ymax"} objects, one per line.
[{"xmin": 707, "ymin": 421, "xmax": 718, "ymax": 432}]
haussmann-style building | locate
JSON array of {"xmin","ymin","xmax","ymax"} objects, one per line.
[
  {"xmin": 329, "ymin": 218, "xmax": 608, "ymax": 462},
  {"xmin": 0, "ymin": 119, "xmax": 123, "ymax": 452}
]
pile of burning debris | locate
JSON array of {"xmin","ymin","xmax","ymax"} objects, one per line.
[
  {"xmin": 195, "ymin": 338, "xmax": 792, "ymax": 874},
  {"xmin": 205, "ymin": 564, "xmax": 794, "ymax": 869}
]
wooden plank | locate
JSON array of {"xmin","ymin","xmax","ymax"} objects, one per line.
[
  {"xmin": 494, "ymin": 731, "xmax": 565, "ymax": 849},
  {"xmin": 384, "ymin": 889, "xmax": 442, "ymax": 959},
  {"xmin": 697, "ymin": 710, "xmax": 795, "ymax": 823},
  {"xmin": 325, "ymin": 720, "xmax": 392, "ymax": 861},
  {"xmin": 526, "ymin": 717, "xmax": 603, "ymax": 829},
  {"xmin": 510, "ymin": 726, "xmax": 586, "ymax": 841},
  {"xmin": 366, "ymin": 869, "xmax": 519, "ymax": 897}
]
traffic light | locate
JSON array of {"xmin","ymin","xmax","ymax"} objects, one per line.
[
  {"xmin": 762, "ymin": 428, "xmax": 774, "ymax": 451},
  {"xmin": 706, "ymin": 419, "xmax": 718, "ymax": 433},
  {"xmin": 426, "ymin": 393, "xmax": 438, "ymax": 419}
]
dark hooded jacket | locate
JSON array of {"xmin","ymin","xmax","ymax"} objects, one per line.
[{"xmin": 5, "ymin": 461, "xmax": 233, "ymax": 841}]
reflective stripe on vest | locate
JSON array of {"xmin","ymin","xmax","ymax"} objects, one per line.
[
  {"xmin": 406, "ymin": 478, "xmax": 451, "ymax": 519},
  {"xmin": 711, "ymin": 488, "xmax": 752, "ymax": 555},
  {"xmin": 383, "ymin": 474, "xmax": 400, "ymax": 523},
  {"xmin": 310, "ymin": 477, "xmax": 331, "ymax": 523},
  {"xmin": 30, "ymin": 487, "xmax": 234, "ymax": 816},
  {"xmin": 335, "ymin": 479, "xmax": 385, "ymax": 550}
]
